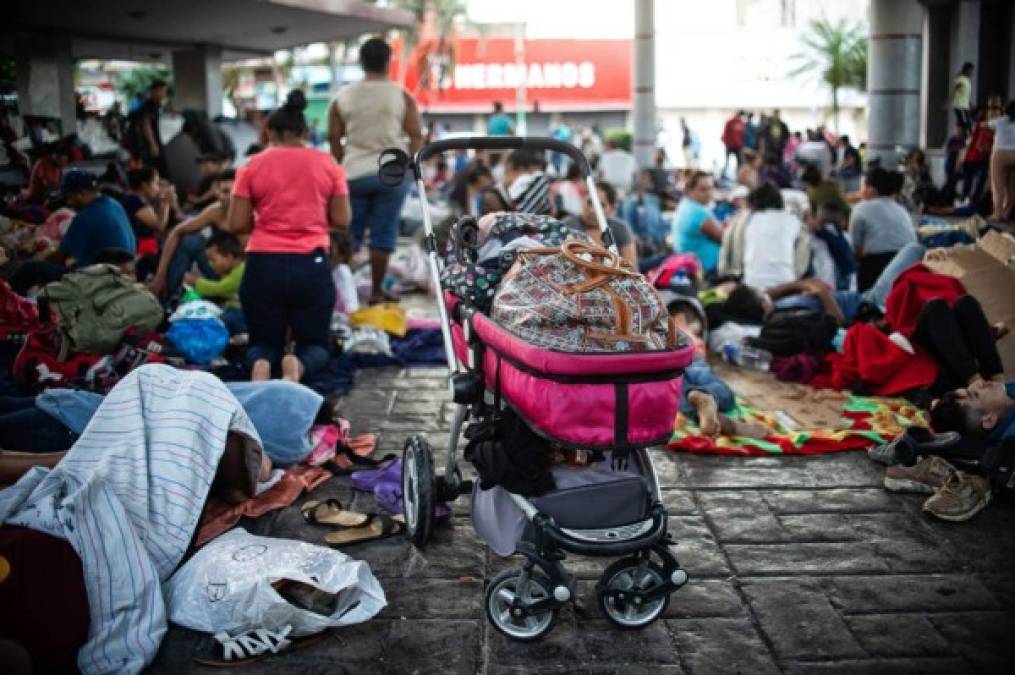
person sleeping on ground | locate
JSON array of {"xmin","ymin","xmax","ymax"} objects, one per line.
[{"xmin": 0, "ymin": 365, "xmax": 265, "ymax": 673}]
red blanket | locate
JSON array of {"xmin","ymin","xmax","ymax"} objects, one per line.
[
  {"xmin": 884, "ymin": 263, "xmax": 966, "ymax": 337},
  {"xmin": 811, "ymin": 322, "xmax": 939, "ymax": 395}
]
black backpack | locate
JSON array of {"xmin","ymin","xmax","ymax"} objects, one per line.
[{"xmin": 747, "ymin": 307, "xmax": 838, "ymax": 357}]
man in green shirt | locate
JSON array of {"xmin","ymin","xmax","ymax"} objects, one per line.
[{"xmin": 185, "ymin": 232, "xmax": 246, "ymax": 334}]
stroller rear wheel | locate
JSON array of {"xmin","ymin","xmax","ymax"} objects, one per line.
[
  {"xmin": 402, "ymin": 435, "xmax": 436, "ymax": 548},
  {"xmin": 596, "ymin": 557, "xmax": 670, "ymax": 629},
  {"xmin": 485, "ymin": 568, "xmax": 558, "ymax": 641}
]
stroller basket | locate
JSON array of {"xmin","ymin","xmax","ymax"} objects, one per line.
[{"xmin": 448, "ymin": 292, "xmax": 694, "ymax": 450}]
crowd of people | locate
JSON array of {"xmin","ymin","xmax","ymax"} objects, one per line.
[{"xmin": 0, "ymin": 34, "xmax": 1014, "ymax": 672}]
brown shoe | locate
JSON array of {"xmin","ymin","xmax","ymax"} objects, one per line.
[
  {"xmin": 884, "ymin": 456, "xmax": 956, "ymax": 494},
  {"xmin": 922, "ymin": 471, "xmax": 992, "ymax": 522}
]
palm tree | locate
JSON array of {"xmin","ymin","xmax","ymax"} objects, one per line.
[{"xmin": 790, "ymin": 17, "xmax": 868, "ymax": 131}]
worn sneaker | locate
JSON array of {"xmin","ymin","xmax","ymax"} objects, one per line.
[
  {"xmin": 922, "ymin": 471, "xmax": 992, "ymax": 522},
  {"xmin": 867, "ymin": 428, "xmax": 961, "ymax": 466},
  {"xmin": 884, "ymin": 456, "xmax": 957, "ymax": 494}
]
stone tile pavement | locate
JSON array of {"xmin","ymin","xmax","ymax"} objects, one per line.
[{"xmin": 151, "ymin": 364, "xmax": 1015, "ymax": 674}]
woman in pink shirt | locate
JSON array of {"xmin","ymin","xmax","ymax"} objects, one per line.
[{"xmin": 225, "ymin": 90, "xmax": 351, "ymax": 382}]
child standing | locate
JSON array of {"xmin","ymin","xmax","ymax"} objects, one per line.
[
  {"xmin": 330, "ymin": 230, "xmax": 359, "ymax": 329},
  {"xmin": 185, "ymin": 232, "xmax": 246, "ymax": 335}
]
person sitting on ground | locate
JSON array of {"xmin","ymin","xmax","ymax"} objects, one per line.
[
  {"xmin": 330, "ymin": 229, "xmax": 359, "ymax": 328},
  {"xmin": 226, "ymin": 90, "xmax": 351, "ymax": 383},
  {"xmin": 801, "ymin": 162, "xmax": 850, "ymax": 219},
  {"xmin": 447, "ymin": 161, "xmax": 494, "ymax": 217},
  {"xmin": 849, "ymin": 166, "xmax": 917, "ymax": 291},
  {"xmin": 597, "ymin": 137, "xmax": 638, "ymax": 195},
  {"xmin": 148, "ymin": 169, "xmax": 235, "ymax": 298},
  {"xmin": 740, "ymin": 182, "xmax": 810, "ymax": 291},
  {"xmin": 673, "ymin": 170, "xmax": 723, "ymax": 275},
  {"xmin": 561, "ymin": 181, "xmax": 638, "ymax": 269},
  {"xmin": 184, "ymin": 232, "xmax": 246, "ymax": 335},
  {"xmin": 808, "ymin": 202, "xmax": 856, "ymax": 291},
  {"xmin": 24, "ymin": 142, "xmax": 69, "ymax": 203},
  {"xmin": 499, "ymin": 148, "xmax": 552, "ymax": 215},
  {"xmin": 795, "ymin": 129, "xmax": 833, "ymax": 178},
  {"xmin": 619, "ymin": 168, "xmax": 668, "ymax": 248},
  {"xmin": 119, "ymin": 167, "xmax": 176, "ymax": 258},
  {"xmin": 186, "ymin": 152, "xmax": 231, "ymax": 210},
  {"xmin": 736, "ymin": 148, "xmax": 762, "ymax": 190},
  {"xmin": 714, "ymin": 242, "xmax": 926, "ymax": 328}
]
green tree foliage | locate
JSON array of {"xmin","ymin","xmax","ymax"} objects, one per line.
[
  {"xmin": 790, "ymin": 17, "xmax": 868, "ymax": 131},
  {"xmin": 116, "ymin": 65, "xmax": 173, "ymax": 103}
]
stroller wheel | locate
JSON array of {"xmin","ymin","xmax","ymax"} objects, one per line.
[
  {"xmin": 485, "ymin": 569, "xmax": 558, "ymax": 641},
  {"xmin": 402, "ymin": 435, "xmax": 435, "ymax": 548},
  {"xmin": 596, "ymin": 557, "xmax": 670, "ymax": 629}
]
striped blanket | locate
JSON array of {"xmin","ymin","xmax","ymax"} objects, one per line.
[
  {"xmin": 668, "ymin": 395, "xmax": 928, "ymax": 456},
  {"xmin": 0, "ymin": 365, "xmax": 262, "ymax": 674}
]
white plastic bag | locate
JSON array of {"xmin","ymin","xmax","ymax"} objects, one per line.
[{"xmin": 165, "ymin": 528, "xmax": 386, "ymax": 637}]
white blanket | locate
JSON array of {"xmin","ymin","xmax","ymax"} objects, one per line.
[{"xmin": 0, "ymin": 365, "xmax": 262, "ymax": 674}]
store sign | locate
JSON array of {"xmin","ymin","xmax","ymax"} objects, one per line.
[{"xmin": 395, "ymin": 38, "xmax": 632, "ymax": 112}]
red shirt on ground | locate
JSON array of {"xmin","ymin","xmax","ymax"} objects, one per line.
[{"xmin": 233, "ymin": 146, "xmax": 348, "ymax": 254}]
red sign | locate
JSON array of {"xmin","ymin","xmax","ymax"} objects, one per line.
[{"xmin": 394, "ymin": 38, "xmax": 632, "ymax": 113}]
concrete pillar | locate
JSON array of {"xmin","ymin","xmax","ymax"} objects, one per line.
[
  {"xmin": 14, "ymin": 33, "xmax": 76, "ymax": 137},
  {"xmin": 867, "ymin": 0, "xmax": 925, "ymax": 167},
  {"xmin": 171, "ymin": 45, "xmax": 223, "ymax": 118},
  {"xmin": 950, "ymin": 0, "xmax": 980, "ymax": 104},
  {"xmin": 924, "ymin": 5, "xmax": 951, "ymax": 148},
  {"xmin": 632, "ymin": 0, "xmax": 656, "ymax": 168},
  {"xmin": 1009, "ymin": 5, "xmax": 1015, "ymax": 99}
]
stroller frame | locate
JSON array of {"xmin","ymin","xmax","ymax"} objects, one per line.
[{"xmin": 384, "ymin": 136, "xmax": 688, "ymax": 639}]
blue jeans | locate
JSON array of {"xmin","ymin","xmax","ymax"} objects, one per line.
[
  {"xmin": 167, "ymin": 233, "xmax": 217, "ymax": 295},
  {"xmin": 776, "ymin": 242, "xmax": 926, "ymax": 322},
  {"xmin": 348, "ymin": 174, "xmax": 409, "ymax": 253},
  {"xmin": 0, "ymin": 396, "xmax": 78, "ymax": 452},
  {"xmin": 620, "ymin": 194, "xmax": 666, "ymax": 246},
  {"xmin": 220, "ymin": 307, "xmax": 247, "ymax": 335},
  {"xmin": 239, "ymin": 251, "xmax": 335, "ymax": 378},
  {"xmin": 679, "ymin": 358, "xmax": 735, "ymax": 417}
]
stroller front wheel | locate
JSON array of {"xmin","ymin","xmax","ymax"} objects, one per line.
[
  {"xmin": 485, "ymin": 568, "xmax": 558, "ymax": 641},
  {"xmin": 596, "ymin": 557, "xmax": 670, "ymax": 629},
  {"xmin": 402, "ymin": 435, "xmax": 435, "ymax": 548}
]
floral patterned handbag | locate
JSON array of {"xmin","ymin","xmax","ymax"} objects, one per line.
[{"xmin": 492, "ymin": 240, "xmax": 679, "ymax": 353}]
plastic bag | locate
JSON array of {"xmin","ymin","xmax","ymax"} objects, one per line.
[
  {"xmin": 166, "ymin": 528, "xmax": 386, "ymax": 637},
  {"xmin": 167, "ymin": 317, "xmax": 229, "ymax": 364},
  {"xmin": 170, "ymin": 298, "xmax": 223, "ymax": 322}
]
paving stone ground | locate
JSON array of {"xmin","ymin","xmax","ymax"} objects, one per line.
[{"xmin": 151, "ymin": 363, "xmax": 1015, "ymax": 674}]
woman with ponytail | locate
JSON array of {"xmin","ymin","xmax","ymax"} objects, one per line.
[{"xmin": 226, "ymin": 89, "xmax": 351, "ymax": 382}]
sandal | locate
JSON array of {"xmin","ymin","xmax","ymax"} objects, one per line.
[
  {"xmin": 368, "ymin": 289, "xmax": 400, "ymax": 305},
  {"xmin": 324, "ymin": 513, "xmax": 404, "ymax": 547},
  {"xmin": 193, "ymin": 625, "xmax": 325, "ymax": 667},
  {"xmin": 300, "ymin": 498, "xmax": 370, "ymax": 528}
]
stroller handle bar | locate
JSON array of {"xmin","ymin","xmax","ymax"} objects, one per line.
[{"xmin": 415, "ymin": 136, "xmax": 591, "ymax": 176}]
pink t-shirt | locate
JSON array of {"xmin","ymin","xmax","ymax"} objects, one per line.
[{"xmin": 233, "ymin": 146, "xmax": 349, "ymax": 254}]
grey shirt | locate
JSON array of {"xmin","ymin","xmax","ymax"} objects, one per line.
[
  {"xmin": 848, "ymin": 197, "xmax": 916, "ymax": 255},
  {"xmin": 562, "ymin": 215, "xmax": 634, "ymax": 249}
]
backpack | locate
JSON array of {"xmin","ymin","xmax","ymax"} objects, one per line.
[
  {"xmin": 41, "ymin": 264, "xmax": 164, "ymax": 357},
  {"xmin": 746, "ymin": 307, "xmax": 838, "ymax": 357}
]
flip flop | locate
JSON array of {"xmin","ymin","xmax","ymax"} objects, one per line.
[
  {"xmin": 324, "ymin": 513, "xmax": 404, "ymax": 547},
  {"xmin": 300, "ymin": 498, "xmax": 370, "ymax": 528}
]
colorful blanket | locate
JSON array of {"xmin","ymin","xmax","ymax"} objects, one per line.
[{"xmin": 668, "ymin": 395, "xmax": 928, "ymax": 456}]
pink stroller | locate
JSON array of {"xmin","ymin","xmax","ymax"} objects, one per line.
[{"xmin": 379, "ymin": 137, "xmax": 694, "ymax": 640}]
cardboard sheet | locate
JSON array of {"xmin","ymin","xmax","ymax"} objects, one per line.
[{"xmin": 924, "ymin": 231, "xmax": 1015, "ymax": 378}]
